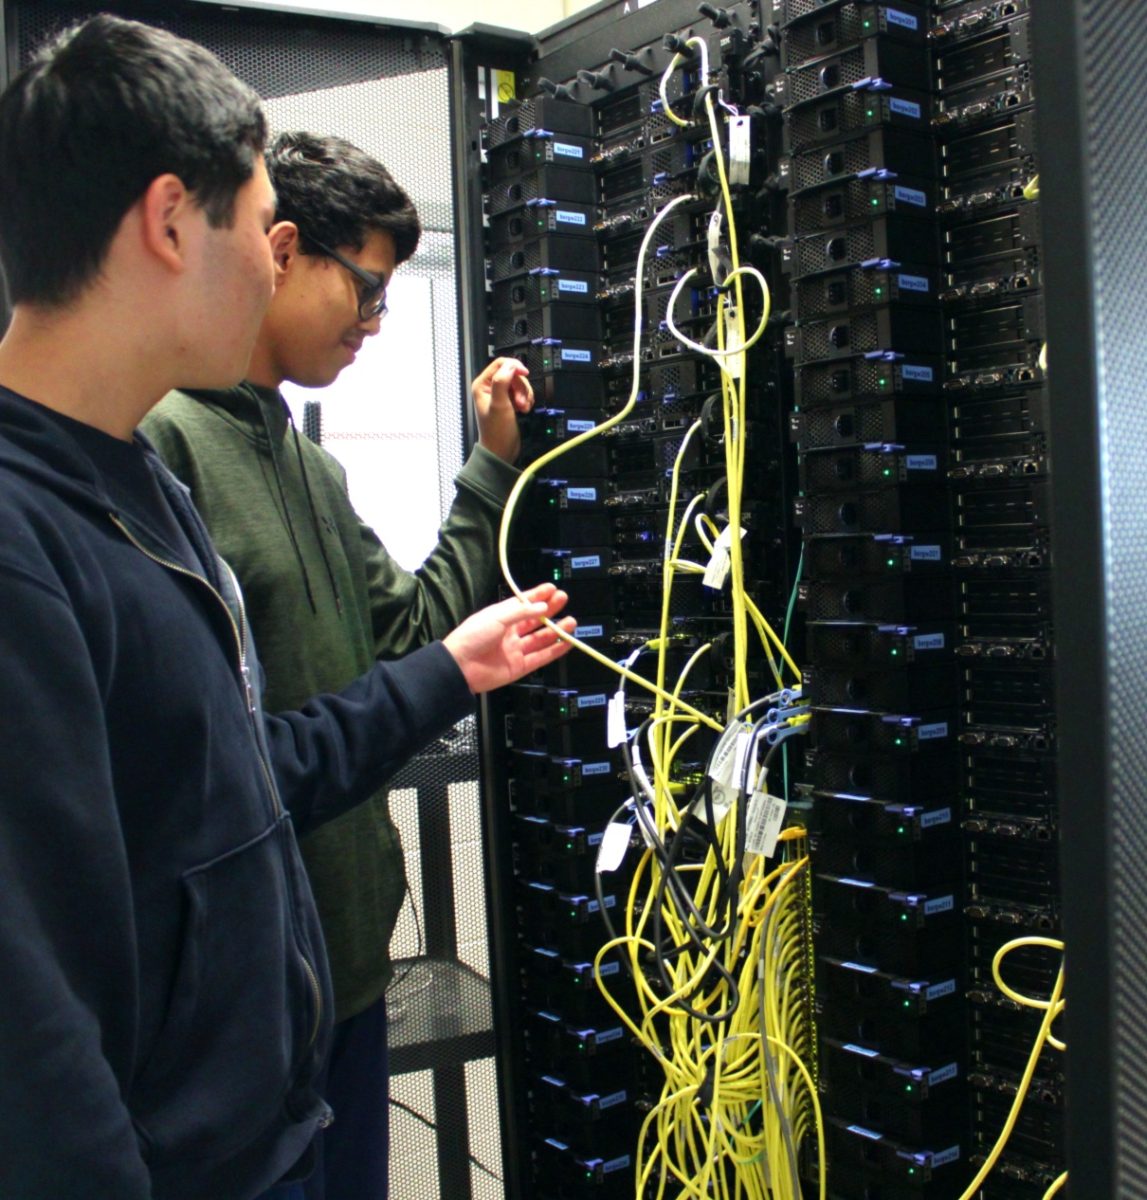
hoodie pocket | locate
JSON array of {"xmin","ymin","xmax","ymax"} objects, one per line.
[{"xmin": 131, "ymin": 820, "xmax": 326, "ymax": 1166}]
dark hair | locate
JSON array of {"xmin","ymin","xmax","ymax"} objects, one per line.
[
  {"xmin": 266, "ymin": 132, "xmax": 421, "ymax": 266},
  {"xmin": 0, "ymin": 14, "xmax": 266, "ymax": 307}
]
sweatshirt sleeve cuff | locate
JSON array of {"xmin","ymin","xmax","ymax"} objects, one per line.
[
  {"xmin": 386, "ymin": 640, "xmax": 475, "ymax": 734},
  {"xmin": 456, "ymin": 444, "xmax": 520, "ymax": 509}
]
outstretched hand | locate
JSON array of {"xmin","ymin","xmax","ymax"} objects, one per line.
[
  {"xmin": 443, "ymin": 583, "xmax": 575, "ymax": 694},
  {"xmin": 473, "ymin": 356, "xmax": 533, "ymax": 464}
]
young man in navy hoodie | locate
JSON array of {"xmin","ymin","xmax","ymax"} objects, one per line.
[
  {"xmin": 144, "ymin": 132, "xmax": 533, "ymax": 1200},
  {"xmin": 0, "ymin": 16, "xmax": 572, "ymax": 1200}
]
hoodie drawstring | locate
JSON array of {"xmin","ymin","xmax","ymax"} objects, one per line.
[
  {"xmin": 288, "ymin": 413, "xmax": 344, "ymax": 616},
  {"xmin": 258, "ymin": 400, "xmax": 319, "ymax": 615}
]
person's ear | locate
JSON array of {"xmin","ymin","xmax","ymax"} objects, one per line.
[
  {"xmin": 139, "ymin": 174, "xmax": 195, "ymax": 273},
  {"xmin": 268, "ymin": 221, "xmax": 299, "ymax": 284}
]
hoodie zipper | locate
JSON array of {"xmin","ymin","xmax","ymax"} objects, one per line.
[{"xmin": 109, "ymin": 513, "xmax": 324, "ymax": 1047}]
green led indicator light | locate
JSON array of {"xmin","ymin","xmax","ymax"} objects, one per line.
[
  {"xmin": 874, "ymin": 286, "xmax": 884, "ymax": 296},
  {"xmin": 887, "ymin": 557, "xmax": 897, "ymax": 567},
  {"xmin": 894, "ymin": 736, "xmax": 905, "ymax": 746},
  {"xmin": 883, "ymin": 467, "xmax": 893, "ymax": 477},
  {"xmin": 878, "ymin": 377, "xmax": 888, "ymax": 388},
  {"xmin": 563, "ymin": 772, "xmax": 571, "ymax": 782},
  {"xmin": 866, "ymin": 108, "xmax": 875, "ymax": 118},
  {"xmin": 901, "ymin": 913, "xmax": 909, "ymax": 922},
  {"xmin": 891, "ymin": 647, "xmax": 900, "ymax": 657},
  {"xmin": 553, "ymin": 569, "xmax": 562, "ymax": 582},
  {"xmin": 871, "ymin": 197, "xmax": 880, "ymax": 207},
  {"xmin": 905, "ymin": 1084, "xmax": 914, "ymax": 1093},
  {"xmin": 863, "ymin": 17, "xmax": 872, "ymax": 28},
  {"xmin": 897, "ymin": 825, "xmax": 907, "ymax": 835},
  {"xmin": 903, "ymin": 998, "xmax": 912, "ymax": 1009}
]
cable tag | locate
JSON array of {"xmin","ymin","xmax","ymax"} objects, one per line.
[
  {"xmin": 731, "ymin": 730, "xmax": 756, "ymax": 792},
  {"xmin": 703, "ymin": 779, "xmax": 737, "ymax": 825},
  {"xmin": 729, "ymin": 115, "xmax": 751, "ymax": 186},
  {"xmin": 723, "ymin": 305, "xmax": 746, "ymax": 380},
  {"xmin": 707, "ymin": 728, "xmax": 740, "ymax": 786},
  {"xmin": 707, "ymin": 209, "xmax": 727, "ymax": 287},
  {"xmin": 703, "ymin": 525, "xmax": 746, "ymax": 590},
  {"xmin": 746, "ymin": 790, "xmax": 788, "ymax": 858},
  {"xmin": 631, "ymin": 738, "xmax": 655, "ymax": 803},
  {"xmin": 607, "ymin": 691, "xmax": 628, "ymax": 748},
  {"xmin": 596, "ymin": 821, "xmax": 632, "ymax": 873}
]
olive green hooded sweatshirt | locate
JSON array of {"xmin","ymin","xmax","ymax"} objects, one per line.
[{"xmin": 142, "ymin": 383, "xmax": 517, "ymax": 1021}]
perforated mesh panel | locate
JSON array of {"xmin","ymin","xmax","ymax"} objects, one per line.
[
  {"xmin": 11, "ymin": 5, "xmax": 497, "ymax": 1196},
  {"xmin": 1078, "ymin": 0, "xmax": 1147, "ymax": 1190}
]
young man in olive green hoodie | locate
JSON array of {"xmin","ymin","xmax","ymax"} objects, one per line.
[{"xmin": 142, "ymin": 132, "xmax": 532, "ymax": 1200}]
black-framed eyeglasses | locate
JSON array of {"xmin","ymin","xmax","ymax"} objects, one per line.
[{"xmin": 309, "ymin": 237, "xmax": 389, "ymax": 322}]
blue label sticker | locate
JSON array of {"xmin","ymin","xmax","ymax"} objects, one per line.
[
  {"xmin": 577, "ymin": 693, "xmax": 608, "ymax": 709},
  {"xmin": 561, "ymin": 348, "xmax": 593, "ymax": 363},
  {"xmin": 897, "ymin": 273, "xmax": 930, "ymax": 293},
  {"xmin": 557, "ymin": 277, "xmax": 589, "ymax": 294},
  {"xmin": 889, "ymin": 97, "xmax": 922, "ymax": 119},
  {"xmin": 602, "ymin": 1156, "xmax": 631, "ymax": 1174},
  {"xmin": 599, "ymin": 1090, "xmax": 627, "ymax": 1110},
  {"xmin": 910, "ymin": 546, "xmax": 942, "ymax": 562},
  {"xmin": 843, "ymin": 1043, "xmax": 881, "ymax": 1058},
  {"xmin": 582, "ymin": 761, "xmax": 611, "ymax": 776},
  {"xmin": 894, "ymin": 185, "xmax": 927, "ymax": 207},
  {"xmin": 594, "ymin": 1027, "xmax": 624, "ymax": 1044},
  {"xmin": 929, "ymin": 1062, "xmax": 959, "ymax": 1087},
  {"xmin": 924, "ymin": 894, "xmax": 955, "ymax": 916},
  {"xmin": 587, "ymin": 832, "xmax": 604, "ymax": 846},
  {"xmin": 596, "ymin": 961, "xmax": 620, "ymax": 977},
  {"xmin": 579, "ymin": 624, "xmax": 604, "ymax": 639},
  {"xmin": 566, "ymin": 420, "xmax": 595, "ymax": 434},
  {"xmin": 556, "ymin": 209, "xmax": 587, "ymax": 226},
  {"xmin": 906, "ymin": 454, "xmax": 938, "ymax": 470},
  {"xmin": 913, "ymin": 631, "xmax": 946, "ymax": 651},
  {"xmin": 932, "ymin": 1145, "xmax": 961, "ymax": 1169},
  {"xmin": 918, "ymin": 722, "xmax": 949, "ymax": 741},
  {"xmin": 885, "ymin": 7, "xmax": 919, "ymax": 29},
  {"xmin": 847, "ymin": 1125, "xmax": 883, "ymax": 1141},
  {"xmin": 926, "ymin": 978, "xmax": 957, "ymax": 1001},
  {"xmin": 902, "ymin": 364, "xmax": 935, "ymax": 382},
  {"xmin": 920, "ymin": 807, "xmax": 952, "ymax": 829},
  {"xmin": 553, "ymin": 141, "xmax": 584, "ymax": 159},
  {"xmin": 571, "ymin": 555, "xmax": 601, "ymax": 570},
  {"xmin": 566, "ymin": 486, "xmax": 598, "ymax": 500}
]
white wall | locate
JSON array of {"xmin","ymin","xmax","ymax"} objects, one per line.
[{"xmin": 240, "ymin": 0, "xmax": 569, "ymax": 34}]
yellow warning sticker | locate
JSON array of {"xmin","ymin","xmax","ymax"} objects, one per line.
[{"xmin": 493, "ymin": 69, "xmax": 516, "ymax": 104}]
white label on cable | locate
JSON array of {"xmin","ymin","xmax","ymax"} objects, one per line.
[
  {"xmin": 731, "ymin": 730, "xmax": 755, "ymax": 793},
  {"xmin": 747, "ymin": 792, "xmax": 787, "ymax": 858},
  {"xmin": 708, "ymin": 731, "xmax": 740, "ymax": 786},
  {"xmin": 703, "ymin": 544, "xmax": 732, "ymax": 590},
  {"xmin": 729, "ymin": 115, "xmax": 751, "ymax": 186},
  {"xmin": 631, "ymin": 740, "xmax": 654, "ymax": 803},
  {"xmin": 707, "ymin": 209, "xmax": 725, "ymax": 286},
  {"xmin": 703, "ymin": 525, "xmax": 746, "ymax": 590},
  {"xmin": 596, "ymin": 822, "xmax": 631, "ymax": 873},
  {"xmin": 724, "ymin": 305, "xmax": 745, "ymax": 380},
  {"xmin": 607, "ymin": 692, "xmax": 627, "ymax": 748},
  {"xmin": 705, "ymin": 779, "xmax": 737, "ymax": 825}
]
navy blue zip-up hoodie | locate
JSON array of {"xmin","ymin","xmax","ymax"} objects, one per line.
[{"xmin": 0, "ymin": 388, "xmax": 474, "ymax": 1199}]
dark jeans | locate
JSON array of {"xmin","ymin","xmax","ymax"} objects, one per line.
[{"xmin": 255, "ymin": 996, "xmax": 390, "ymax": 1200}]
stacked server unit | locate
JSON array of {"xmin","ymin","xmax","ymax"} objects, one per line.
[
  {"xmin": 480, "ymin": 4, "xmax": 801, "ymax": 1195},
  {"xmin": 469, "ymin": 0, "xmax": 1067, "ymax": 1195},
  {"xmin": 932, "ymin": 3, "xmax": 1064, "ymax": 1195},
  {"xmin": 779, "ymin": 3, "xmax": 970, "ymax": 1196}
]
